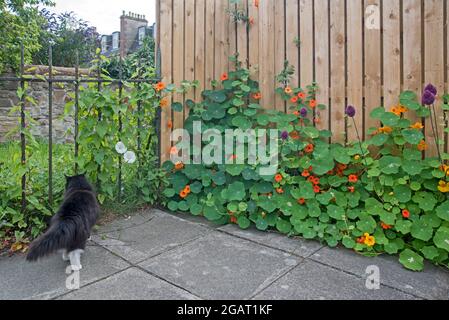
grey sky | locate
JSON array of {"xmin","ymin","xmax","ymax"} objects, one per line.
[{"xmin": 45, "ymin": 0, "xmax": 156, "ymax": 35}]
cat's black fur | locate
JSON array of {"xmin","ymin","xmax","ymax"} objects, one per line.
[{"xmin": 26, "ymin": 175, "xmax": 100, "ymax": 262}]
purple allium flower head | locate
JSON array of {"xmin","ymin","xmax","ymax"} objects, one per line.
[
  {"xmin": 424, "ymin": 84, "xmax": 437, "ymax": 96},
  {"xmin": 300, "ymin": 107, "xmax": 308, "ymax": 118},
  {"xmin": 281, "ymin": 131, "xmax": 289, "ymax": 141},
  {"xmin": 345, "ymin": 105, "xmax": 356, "ymax": 118},
  {"xmin": 422, "ymin": 90, "xmax": 436, "ymax": 105}
]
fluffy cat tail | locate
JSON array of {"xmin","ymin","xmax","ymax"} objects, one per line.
[{"xmin": 26, "ymin": 220, "xmax": 75, "ymax": 262}]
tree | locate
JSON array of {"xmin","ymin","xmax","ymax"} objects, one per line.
[
  {"xmin": 34, "ymin": 10, "xmax": 99, "ymax": 67},
  {"xmin": 0, "ymin": 0, "xmax": 54, "ymax": 73}
]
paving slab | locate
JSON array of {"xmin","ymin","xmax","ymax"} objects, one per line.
[
  {"xmin": 0, "ymin": 243, "xmax": 129, "ymax": 300},
  {"xmin": 92, "ymin": 211, "xmax": 209, "ymax": 264},
  {"xmin": 218, "ymin": 224, "xmax": 323, "ymax": 258},
  {"xmin": 139, "ymin": 231, "xmax": 301, "ymax": 300},
  {"xmin": 59, "ymin": 267, "xmax": 199, "ymax": 300},
  {"xmin": 95, "ymin": 210, "xmax": 155, "ymax": 234},
  {"xmin": 310, "ymin": 247, "xmax": 449, "ymax": 300},
  {"xmin": 253, "ymin": 260, "xmax": 418, "ymax": 300}
]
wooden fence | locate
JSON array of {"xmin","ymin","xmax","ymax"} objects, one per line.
[{"xmin": 156, "ymin": 0, "xmax": 449, "ymax": 163}]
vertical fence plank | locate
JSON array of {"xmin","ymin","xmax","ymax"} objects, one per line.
[
  {"xmin": 237, "ymin": 0, "xmax": 248, "ymax": 68},
  {"xmin": 19, "ymin": 44, "xmax": 26, "ymax": 212},
  {"xmin": 364, "ymin": 0, "xmax": 382, "ymax": 134},
  {"xmin": 347, "ymin": 0, "xmax": 364, "ymax": 141},
  {"xmin": 275, "ymin": 0, "xmax": 286, "ymax": 111},
  {"xmin": 185, "ymin": 0, "xmax": 195, "ymax": 118},
  {"xmin": 173, "ymin": 0, "xmax": 184, "ymax": 131},
  {"xmin": 259, "ymin": 0, "xmax": 276, "ymax": 109},
  {"xmin": 383, "ymin": 0, "xmax": 401, "ymax": 109},
  {"xmin": 424, "ymin": 0, "xmax": 445, "ymax": 158},
  {"xmin": 314, "ymin": 0, "xmax": 330, "ymax": 131},
  {"xmin": 286, "ymin": 0, "xmax": 299, "ymax": 92},
  {"xmin": 228, "ymin": 0, "xmax": 237, "ymax": 67},
  {"xmin": 403, "ymin": 0, "xmax": 422, "ymax": 126},
  {"xmin": 205, "ymin": 0, "xmax": 215, "ymax": 89},
  {"xmin": 330, "ymin": 0, "xmax": 346, "ymax": 142},
  {"xmin": 195, "ymin": 0, "xmax": 205, "ymax": 100},
  {"xmin": 215, "ymin": 0, "xmax": 229, "ymax": 79},
  {"xmin": 159, "ymin": 0, "xmax": 173, "ymax": 163},
  {"xmin": 248, "ymin": 0, "xmax": 260, "ymax": 82},
  {"xmin": 48, "ymin": 46, "xmax": 53, "ymax": 207},
  {"xmin": 299, "ymin": 0, "xmax": 314, "ymax": 88}
]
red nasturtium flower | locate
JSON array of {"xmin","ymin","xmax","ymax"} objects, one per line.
[
  {"xmin": 304, "ymin": 144, "xmax": 314, "ymax": 153},
  {"xmin": 275, "ymin": 174, "xmax": 283, "ymax": 183},
  {"xmin": 348, "ymin": 175, "xmax": 358, "ymax": 183},
  {"xmin": 167, "ymin": 120, "xmax": 173, "ymax": 129},
  {"xmin": 381, "ymin": 222, "xmax": 392, "ymax": 230},
  {"xmin": 230, "ymin": 216, "xmax": 238, "ymax": 224},
  {"xmin": 348, "ymin": 186, "xmax": 355, "ymax": 193},
  {"xmin": 297, "ymin": 198, "xmax": 306, "ymax": 205},
  {"xmin": 313, "ymin": 185, "xmax": 321, "ymax": 194},
  {"xmin": 402, "ymin": 209, "xmax": 410, "ymax": 219},
  {"xmin": 253, "ymin": 92, "xmax": 262, "ymax": 100},
  {"xmin": 249, "ymin": 17, "xmax": 255, "ymax": 25},
  {"xmin": 221, "ymin": 73, "xmax": 229, "ymax": 81},
  {"xmin": 276, "ymin": 188, "xmax": 284, "ymax": 194},
  {"xmin": 302, "ymin": 170, "xmax": 311, "ymax": 178},
  {"xmin": 309, "ymin": 99, "xmax": 317, "ymax": 108},
  {"xmin": 291, "ymin": 96, "xmax": 299, "ymax": 103},
  {"xmin": 297, "ymin": 92, "xmax": 306, "ymax": 99},
  {"xmin": 180, "ymin": 190, "xmax": 188, "ymax": 199}
]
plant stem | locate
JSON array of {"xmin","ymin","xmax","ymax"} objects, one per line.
[
  {"xmin": 429, "ymin": 104, "xmax": 443, "ymax": 163},
  {"xmin": 352, "ymin": 118, "xmax": 368, "ymax": 168}
]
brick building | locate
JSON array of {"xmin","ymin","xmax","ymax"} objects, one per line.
[{"xmin": 101, "ymin": 11, "xmax": 155, "ymax": 58}]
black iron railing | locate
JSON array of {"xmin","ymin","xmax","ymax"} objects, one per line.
[{"xmin": 0, "ymin": 44, "xmax": 162, "ymax": 212}]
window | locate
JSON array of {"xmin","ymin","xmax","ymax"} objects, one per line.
[
  {"xmin": 101, "ymin": 36, "xmax": 108, "ymax": 53},
  {"xmin": 112, "ymin": 32, "xmax": 120, "ymax": 50},
  {"xmin": 138, "ymin": 27, "xmax": 146, "ymax": 46}
]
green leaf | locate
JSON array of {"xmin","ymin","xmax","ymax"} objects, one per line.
[
  {"xmin": 190, "ymin": 204, "xmax": 203, "ymax": 216},
  {"xmin": 223, "ymin": 182, "xmax": 246, "ymax": 201},
  {"xmin": 421, "ymin": 246, "xmax": 440, "ymax": 260},
  {"xmin": 172, "ymin": 102, "xmax": 183, "ymax": 112},
  {"xmin": 402, "ymin": 160, "xmax": 423, "ymax": 176},
  {"xmin": 256, "ymin": 218, "xmax": 269, "ymax": 231},
  {"xmin": 433, "ymin": 227, "xmax": 449, "ymax": 252},
  {"xmin": 399, "ymin": 249, "xmax": 424, "ymax": 271},
  {"xmin": 395, "ymin": 220, "xmax": 412, "ymax": 235},
  {"xmin": 436, "ymin": 201, "xmax": 449, "ymax": 222},
  {"xmin": 204, "ymin": 205, "xmax": 223, "ymax": 221},
  {"xmin": 327, "ymin": 205, "xmax": 345, "ymax": 221},
  {"xmin": 232, "ymin": 116, "xmax": 252, "ymax": 130},
  {"xmin": 276, "ymin": 219, "xmax": 292, "ymax": 234},
  {"xmin": 402, "ymin": 129, "xmax": 424, "ymax": 145},
  {"xmin": 380, "ymin": 112, "xmax": 400, "ymax": 127},
  {"xmin": 410, "ymin": 220, "xmax": 434, "ymax": 241},
  {"xmin": 370, "ymin": 134, "xmax": 389, "ymax": 146},
  {"xmin": 237, "ymin": 216, "xmax": 251, "ymax": 229},
  {"xmin": 394, "ymin": 185, "xmax": 411, "ymax": 203},
  {"xmin": 303, "ymin": 127, "xmax": 320, "ymax": 139},
  {"xmin": 379, "ymin": 156, "xmax": 402, "ymax": 174}
]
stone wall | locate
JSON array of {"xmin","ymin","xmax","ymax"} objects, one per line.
[{"xmin": 0, "ymin": 65, "xmax": 90, "ymax": 143}]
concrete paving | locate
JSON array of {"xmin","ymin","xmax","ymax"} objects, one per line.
[{"xmin": 0, "ymin": 209, "xmax": 448, "ymax": 300}]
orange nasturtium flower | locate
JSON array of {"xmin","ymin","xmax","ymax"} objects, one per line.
[
  {"xmin": 220, "ymin": 73, "xmax": 229, "ymax": 81},
  {"xmin": 313, "ymin": 185, "xmax": 321, "ymax": 194},
  {"xmin": 160, "ymin": 97, "xmax": 169, "ymax": 107},
  {"xmin": 411, "ymin": 122, "xmax": 424, "ymax": 130},
  {"xmin": 297, "ymin": 198, "xmax": 306, "ymax": 205},
  {"xmin": 309, "ymin": 99, "xmax": 317, "ymax": 108},
  {"xmin": 417, "ymin": 140, "xmax": 428, "ymax": 151},
  {"xmin": 302, "ymin": 170, "xmax": 311, "ymax": 178},
  {"xmin": 304, "ymin": 144, "xmax": 314, "ymax": 154},
  {"xmin": 291, "ymin": 96, "xmax": 299, "ymax": 103},
  {"xmin": 348, "ymin": 186, "xmax": 355, "ymax": 193},
  {"xmin": 438, "ymin": 181, "xmax": 449, "ymax": 193},
  {"xmin": 284, "ymin": 86, "xmax": 293, "ymax": 94},
  {"xmin": 230, "ymin": 216, "xmax": 238, "ymax": 224},
  {"xmin": 290, "ymin": 131, "xmax": 300, "ymax": 140},
  {"xmin": 180, "ymin": 190, "xmax": 188, "ymax": 198},
  {"xmin": 184, "ymin": 185, "xmax": 191, "ymax": 194},
  {"xmin": 274, "ymin": 174, "xmax": 283, "ymax": 183},
  {"xmin": 348, "ymin": 175, "xmax": 359, "ymax": 183},
  {"xmin": 378, "ymin": 126, "xmax": 393, "ymax": 134},
  {"xmin": 154, "ymin": 82, "xmax": 166, "ymax": 92},
  {"xmin": 391, "ymin": 105, "xmax": 408, "ymax": 116},
  {"xmin": 170, "ymin": 146, "xmax": 178, "ymax": 155},
  {"xmin": 175, "ymin": 162, "xmax": 184, "ymax": 170},
  {"xmin": 167, "ymin": 120, "xmax": 173, "ymax": 129},
  {"xmin": 381, "ymin": 222, "xmax": 392, "ymax": 230},
  {"xmin": 297, "ymin": 92, "xmax": 306, "ymax": 99},
  {"xmin": 254, "ymin": 0, "xmax": 259, "ymax": 8},
  {"xmin": 249, "ymin": 17, "xmax": 255, "ymax": 25},
  {"xmin": 402, "ymin": 209, "xmax": 410, "ymax": 219},
  {"xmin": 253, "ymin": 92, "xmax": 262, "ymax": 100},
  {"xmin": 276, "ymin": 188, "xmax": 284, "ymax": 194},
  {"xmin": 293, "ymin": 111, "xmax": 300, "ymax": 117},
  {"xmin": 363, "ymin": 233, "xmax": 376, "ymax": 247}
]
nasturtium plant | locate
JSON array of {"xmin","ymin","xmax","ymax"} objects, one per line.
[{"xmin": 163, "ymin": 58, "xmax": 449, "ymax": 272}]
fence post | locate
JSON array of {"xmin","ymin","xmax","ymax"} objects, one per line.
[
  {"xmin": 96, "ymin": 50, "xmax": 102, "ymax": 190},
  {"xmin": 74, "ymin": 51, "xmax": 79, "ymax": 174},
  {"xmin": 48, "ymin": 45, "xmax": 53, "ymax": 207},
  {"xmin": 117, "ymin": 56, "xmax": 123, "ymax": 201},
  {"xmin": 20, "ymin": 43, "xmax": 26, "ymax": 213},
  {"xmin": 156, "ymin": 46, "xmax": 162, "ymax": 167}
]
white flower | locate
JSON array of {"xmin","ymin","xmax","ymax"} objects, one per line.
[
  {"xmin": 115, "ymin": 141, "xmax": 127, "ymax": 154},
  {"xmin": 124, "ymin": 151, "xmax": 136, "ymax": 164}
]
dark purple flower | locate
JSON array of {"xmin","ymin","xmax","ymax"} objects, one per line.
[
  {"xmin": 281, "ymin": 131, "xmax": 289, "ymax": 141},
  {"xmin": 424, "ymin": 84, "xmax": 437, "ymax": 96},
  {"xmin": 300, "ymin": 108, "xmax": 308, "ymax": 118},
  {"xmin": 345, "ymin": 105, "xmax": 356, "ymax": 118},
  {"xmin": 422, "ymin": 90, "xmax": 436, "ymax": 105}
]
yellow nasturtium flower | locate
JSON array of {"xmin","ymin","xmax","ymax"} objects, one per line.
[
  {"xmin": 363, "ymin": 233, "xmax": 376, "ymax": 247},
  {"xmin": 438, "ymin": 181, "xmax": 449, "ymax": 193}
]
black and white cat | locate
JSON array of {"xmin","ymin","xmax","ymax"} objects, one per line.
[{"xmin": 26, "ymin": 175, "xmax": 100, "ymax": 271}]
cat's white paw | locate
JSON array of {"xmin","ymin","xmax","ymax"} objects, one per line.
[
  {"xmin": 71, "ymin": 264, "xmax": 82, "ymax": 271},
  {"xmin": 62, "ymin": 252, "xmax": 70, "ymax": 261}
]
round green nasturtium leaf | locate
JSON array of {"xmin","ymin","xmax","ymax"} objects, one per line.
[
  {"xmin": 410, "ymin": 181, "xmax": 421, "ymax": 191},
  {"xmin": 395, "ymin": 185, "xmax": 411, "ymax": 203},
  {"xmin": 356, "ymin": 215, "xmax": 377, "ymax": 233},
  {"xmin": 167, "ymin": 201, "xmax": 179, "ymax": 212},
  {"xmin": 436, "ymin": 201, "xmax": 449, "ymax": 222},
  {"xmin": 402, "ymin": 129, "xmax": 424, "ymax": 145},
  {"xmin": 225, "ymin": 182, "xmax": 246, "ymax": 201},
  {"xmin": 227, "ymin": 202, "xmax": 238, "ymax": 213},
  {"xmin": 342, "ymin": 237, "xmax": 356, "ymax": 249},
  {"xmin": 379, "ymin": 156, "xmax": 402, "ymax": 174},
  {"xmin": 171, "ymin": 102, "xmax": 183, "ymax": 112},
  {"xmin": 370, "ymin": 134, "xmax": 389, "ymax": 147},
  {"xmin": 256, "ymin": 217, "xmax": 269, "ymax": 231},
  {"xmin": 208, "ymin": 91, "xmax": 227, "ymax": 103},
  {"xmin": 410, "ymin": 220, "xmax": 434, "ymax": 241},
  {"xmin": 311, "ymin": 158, "xmax": 335, "ymax": 176},
  {"xmin": 242, "ymin": 168, "xmax": 260, "ymax": 181},
  {"xmin": 190, "ymin": 204, "xmax": 203, "ymax": 216},
  {"xmin": 384, "ymin": 238, "xmax": 405, "ymax": 254},
  {"xmin": 380, "ymin": 112, "xmax": 400, "ymax": 127},
  {"xmin": 402, "ymin": 160, "xmax": 423, "ymax": 176},
  {"xmin": 421, "ymin": 246, "xmax": 440, "ymax": 260},
  {"xmin": 395, "ymin": 220, "xmax": 412, "ymax": 235},
  {"xmin": 276, "ymin": 219, "xmax": 292, "ymax": 234},
  {"xmin": 370, "ymin": 107, "xmax": 386, "ymax": 119},
  {"xmin": 303, "ymin": 126, "xmax": 320, "ymax": 139},
  {"xmin": 327, "ymin": 205, "xmax": 345, "ymax": 221},
  {"xmin": 412, "ymin": 192, "xmax": 437, "ymax": 212},
  {"xmin": 190, "ymin": 181, "xmax": 203, "ymax": 194},
  {"xmin": 178, "ymin": 201, "xmax": 189, "ymax": 212},
  {"xmin": 163, "ymin": 188, "xmax": 176, "ymax": 198},
  {"xmin": 237, "ymin": 216, "xmax": 251, "ymax": 229},
  {"xmin": 212, "ymin": 171, "xmax": 227, "ymax": 186},
  {"xmin": 399, "ymin": 249, "xmax": 424, "ymax": 271},
  {"xmin": 232, "ymin": 116, "xmax": 252, "ymax": 130},
  {"xmin": 257, "ymin": 197, "xmax": 277, "ymax": 213},
  {"xmin": 203, "ymin": 205, "xmax": 223, "ymax": 221},
  {"xmin": 225, "ymin": 164, "xmax": 245, "ymax": 176},
  {"xmin": 433, "ymin": 227, "xmax": 449, "ymax": 252}
]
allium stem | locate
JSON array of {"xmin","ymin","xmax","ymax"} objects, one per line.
[
  {"xmin": 352, "ymin": 117, "xmax": 368, "ymax": 168},
  {"xmin": 429, "ymin": 104, "xmax": 443, "ymax": 163}
]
